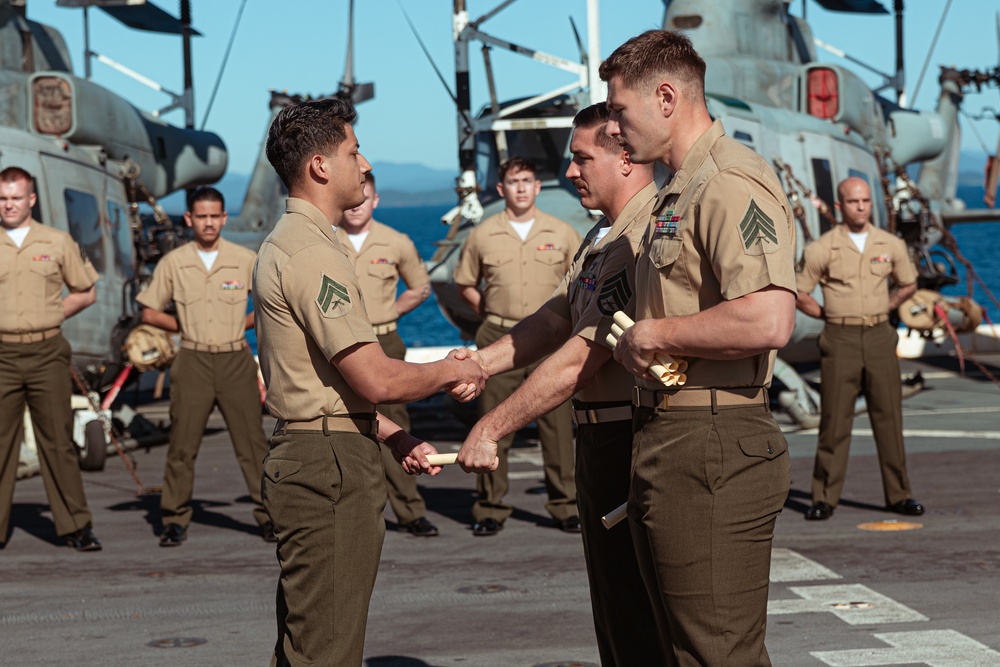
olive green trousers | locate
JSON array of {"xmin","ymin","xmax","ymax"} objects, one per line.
[
  {"xmin": 161, "ymin": 347, "xmax": 269, "ymax": 528},
  {"xmin": 473, "ymin": 319, "xmax": 576, "ymax": 523},
  {"xmin": 0, "ymin": 335, "xmax": 92, "ymax": 539}
]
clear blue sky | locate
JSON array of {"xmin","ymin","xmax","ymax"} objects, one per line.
[{"xmin": 26, "ymin": 0, "xmax": 1000, "ymax": 175}]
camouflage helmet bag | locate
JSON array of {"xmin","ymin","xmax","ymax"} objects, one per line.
[{"xmin": 123, "ymin": 324, "xmax": 177, "ymax": 372}]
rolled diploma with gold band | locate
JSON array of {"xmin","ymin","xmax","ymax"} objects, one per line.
[{"xmin": 424, "ymin": 453, "xmax": 458, "ymax": 466}]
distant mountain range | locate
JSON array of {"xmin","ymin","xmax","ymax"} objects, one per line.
[{"xmin": 158, "ymin": 151, "xmax": 993, "ymax": 215}]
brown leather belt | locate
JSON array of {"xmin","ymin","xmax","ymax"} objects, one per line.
[
  {"xmin": 273, "ymin": 414, "xmax": 378, "ymax": 436},
  {"xmin": 373, "ymin": 321, "xmax": 398, "ymax": 335},
  {"xmin": 485, "ymin": 314, "xmax": 521, "ymax": 329},
  {"xmin": 633, "ymin": 386, "xmax": 767, "ymax": 412},
  {"xmin": 180, "ymin": 339, "xmax": 247, "ymax": 353},
  {"xmin": 826, "ymin": 314, "xmax": 888, "ymax": 327},
  {"xmin": 0, "ymin": 327, "xmax": 60, "ymax": 344}
]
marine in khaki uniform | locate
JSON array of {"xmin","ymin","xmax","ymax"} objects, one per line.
[
  {"xmin": 253, "ymin": 98, "xmax": 486, "ymax": 667},
  {"xmin": 454, "ymin": 104, "xmax": 665, "ymax": 666},
  {"xmin": 602, "ymin": 31, "xmax": 797, "ymax": 663},
  {"xmin": 137, "ymin": 186, "xmax": 272, "ymax": 546},
  {"xmin": 337, "ymin": 172, "xmax": 438, "ymax": 537},
  {"xmin": 453, "ymin": 157, "xmax": 582, "ymax": 536},
  {"xmin": 0, "ymin": 166, "xmax": 101, "ymax": 552},
  {"xmin": 796, "ymin": 177, "xmax": 923, "ymax": 521}
]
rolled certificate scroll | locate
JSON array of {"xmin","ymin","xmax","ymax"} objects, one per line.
[
  {"xmin": 424, "ymin": 453, "xmax": 458, "ymax": 466},
  {"xmin": 606, "ymin": 312, "xmax": 686, "ymax": 386}
]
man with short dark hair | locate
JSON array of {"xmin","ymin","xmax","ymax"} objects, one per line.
[
  {"xmin": 454, "ymin": 157, "xmax": 581, "ymax": 536},
  {"xmin": 601, "ymin": 30, "xmax": 798, "ymax": 663},
  {"xmin": 337, "ymin": 172, "xmax": 438, "ymax": 537},
  {"xmin": 0, "ymin": 166, "xmax": 101, "ymax": 551},
  {"xmin": 454, "ymin": 102, "xmax": 665, "ymax": 666},
  {"xmin": 138, "ymin": 186, "xmax": 271, "ymax": 546},
  {"xmin": 796, "ymin": 176, "xmax": 923, "ymax": 521},
  {"xmin": 253, "ymin": 97, "xmax": 486, "ymax": 666}
]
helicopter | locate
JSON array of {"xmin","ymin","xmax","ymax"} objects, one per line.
[
  {"xmin": 3, "ymin": 0, "xmax": 372, "ymax": 476},
  {"xmin": 424, "ymin": 0, "xmax": 1000, "ymax": 427}
]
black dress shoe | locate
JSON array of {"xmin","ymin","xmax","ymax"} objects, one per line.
[
  {"xmin": 402, "ymin": 517, "xmax": 439, "ymax": 537},
  {"xmin": 159, "ymin": 523, "xmax": 187, "ymax": 547},
  {"xmin": 887, "ymin": 499, "xmax": 925, "ymax": 516},
  {"xmin": 805, "ymin": 502, "xmax": 834, "ymax": 521},
  {"xmin": 66, "ymin": 526, "xmax": 102, "ymax": 552},
  {"xmin": 471, "ymin": 518, "xmax": 503, "ymax": 537},
  {"xmin": 557, "ymin": 516, "xmax": 582, "ymax": 533},
  {"xmin": 261, "ymin": 521, "xmax": 278, "ymax": 543}
]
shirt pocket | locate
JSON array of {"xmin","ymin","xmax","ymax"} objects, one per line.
[
  {"xmin": 648, "ymin": 235, "xmax": 683, "ymax": 270},
  {"xmin": 482, "ymin": 252, "xmax": 514, "ymax": 285},
  {"xmin": 367, "ymin": 262, "xmax": 398, "ymax": 281},
  {"xmin": 533, "ymin": 249, "xmax": 567, "ymax": 267},
  {"xmin": 28, "ymin": 259, "xmax": 62, "ymax": 301},
  {"xmin": 869, "ymin": 260, "xmax": 892, "ymax": 278}
]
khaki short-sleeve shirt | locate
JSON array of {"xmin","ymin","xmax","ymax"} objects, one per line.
[
  {"xmin": 335, "ymin": 220, "xmax": 430, "ymax": 326},
  {"xmin": 0, "ymin": 220, "xmax": 99, "ymax": 333},
  {"xmin": 454, "ymin": 210, "xmax": 581, "ymax": 321},
  {"xmin": 253, "ymin": 198, "xmax": 379, "ymax": 421},
  {"xmin": 796, "ymin": 224, "xmax": 917, "ymax": 319},
  {"xmin": 545, "ymin": 182, "xmax": 657, "ymax": 403},
  {"xmin": 636, "ymin": 120, "xmax": 797, "ymax": 390},
  {"xmin": 136, "ymin": 238, "xmax": 255, "ymax": 346}
]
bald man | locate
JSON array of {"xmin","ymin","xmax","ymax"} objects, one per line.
[{"xmin": 796, "ymin": 176, "xmax": 924, "ymax": 521}]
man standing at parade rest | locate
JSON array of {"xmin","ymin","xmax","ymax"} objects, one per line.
[
  {"xmin": 253, "ymin": 97, "xmax": 487, "ymax": 667},
  {"xmin": 337, "ymin": 172, "xmax": 439, "ymax": 538},
  {"xmin": 137, "ymin": 186, "xmax": 273, "ymax": 547},
  {"xmin": 453, "ymin": 102, "xmax": 665, "ymax": 666},
  {"xmin": 602, "ymin": 30, "xmax": 797, "ymax": 664},
  {"xmin": 796, "ymin": 176, "xmax": 923, "ymax": 521},
  {"xmin": 453, "ymin": 157, "xmax": 582, "ymax": 536},
  {"xmin": 0, "ymin": 166, "xmax": 101, "ymax": 552}
]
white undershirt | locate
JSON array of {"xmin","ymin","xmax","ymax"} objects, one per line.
[
  {"xmin": 847, "ymin": 230, "xmax": 868, "ymax": 253},
  {"xmin": 4, "ymin": 227, "xmax": 30, "ymax": 248},
  {"xmin": 347, "ymin": 231, "xmax": 369, "ymax": 252},
  {"xmin": 197, "ymin": 249, "xmax": 219, "ymax": 271},
  {"xmin": 593, "ymin": 224, "xmax": 611, "ymax": 245},
  {"xmin": 509, "ymin": 218, "xmax": 534, "ymax": 241}
]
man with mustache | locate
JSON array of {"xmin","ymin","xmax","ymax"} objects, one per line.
[
  {"xmin": 454, "ymin": 102, "xmax": 665, "ymax": 665},
  {"xmin": 138, "ymin": 186, "xmax": 272, "ymax": 546}
]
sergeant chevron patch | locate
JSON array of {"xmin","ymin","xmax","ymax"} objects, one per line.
[
  {"xmin": 739, "ymin": 199, "xmax": 779, "ymax": 255},
  {"xmin": 597, "ymin": 269, "xmax": 633, "ymax": 316}
]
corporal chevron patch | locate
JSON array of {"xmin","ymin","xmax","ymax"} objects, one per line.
[
  {"xmin": 597, "ymin": 269, "xmax": 633, "ymax": 316},
  {"xmin": 316, "ymin": 274, "xmax": 352, "ymax": 317},
  {"xmin": 738, "ymin": 199, "xmax": 779, "ymax": 255}
]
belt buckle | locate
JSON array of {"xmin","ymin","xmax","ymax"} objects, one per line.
[
  {"xmin": 586, "ymin": 409, "xmax": 598, "ymax": 424},
  {"xmin": 863, "ymin": 315, "xmax": 876, "ymax": 327}
]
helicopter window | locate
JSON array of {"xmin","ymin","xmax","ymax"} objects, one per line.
[
  {"xmin": 670, "ymin": 15, "xmax": 703, "ymax": 30},
  {"xmin": 733, "ymin": 130, "xmax": 754, "ymax": 145},
  {"xmin": 107, "ymin": 201, "xmax": 133, "ymax": 278},
  {"xmin": 64, "ymin": 189, "xmax": 106, "ymax": 274},
  {"xmin": 811, "ymin": 158, "xmax": 836, "ymax": 234}
]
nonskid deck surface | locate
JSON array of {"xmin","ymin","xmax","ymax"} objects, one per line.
[{"xmin": 2, "ymin": 353, "xmax": 999, "ymax": 666}]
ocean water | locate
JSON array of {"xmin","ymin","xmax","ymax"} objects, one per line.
[{"xmin": 248, "ymin": 202, "xmax": 1000, "ymax": 354}]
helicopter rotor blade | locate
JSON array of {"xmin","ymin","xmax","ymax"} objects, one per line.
[
  {"xmin": 911, "ymin": 0, "xmax": 954, "ymax": 108},
  {"xmin": 337, "ymin": 0, "xmax": 374, "ymax": 106},
  {"xmin": 569, "ymin": 15, "xmax": 587, "ymax": 65}
]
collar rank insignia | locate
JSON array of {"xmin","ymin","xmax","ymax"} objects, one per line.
[
  {"xmin": 537, "ymin": 243, "xmax": 560, "ymax": 251},
  {"xmin": 577, "ymin": 271, "xmax": 598, "ymax": 292},
  {"xmin": 316, "ymin": 274, "xmax": 351, "ymax": 316},
  {"xmin": 654, "ymin": 210, "xmax": 680, "ymax": 235},
  {"xmin": 221, "ymin": 280, "xmax": 243, "ymax": 290},
  {"xmin": 871, "ymin": 254, "xmax": 891, "ymax": 264},
  {"xmin": 32, "ymin": 255, "xmax": 53, "ymax": 261},
  {"xmin": 371, "ymin": 258, "xmax": 395, "ymax": 265},
  {"xmin": 597, "ymin": 269, "xmax": 633, "ymax": 316},
  {"xmin": 738, "ymin": 199, "xmax": 779, "ymax": 255}
]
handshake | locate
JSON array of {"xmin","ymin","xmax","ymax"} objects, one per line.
[{"xmin": 442, "ymin": 347, "xmax": 489, "ymax": 402}]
